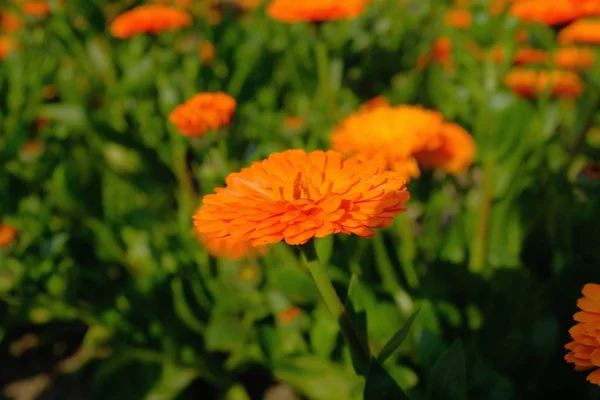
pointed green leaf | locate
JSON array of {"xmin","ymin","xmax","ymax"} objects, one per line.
[
  {"xmin": 342, "ymin": 275, "xmax": 371, "ymax": 376},
  {"xmin": 377, "ymin": 307, "xmax": 420, "ymax": 364},
  {"xmin": 364, "ymin": 358, "xmax": 412, "ymax": 400},
  {"xmin": 427, "ymin": 339, "xmax": 468, "ymax": 400}
]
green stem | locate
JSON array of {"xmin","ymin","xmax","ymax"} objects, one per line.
[
  {"xmin": 395, "ymin": 215, "xmax": 420, "ymax": 289},
  {"xmin": 567, "ymin": 91, "xmax": 600, "ymax": 169},
  {"xmin": 469, "ymin": 154, "xmax": 495, "ymax": 274},
  {"xmin": 171, "ymin": 134, "xmax": 198, "ymax": 237},
  {"xmin": 315, "ymin": 37, "xmax": 339, "ymax": 122}
]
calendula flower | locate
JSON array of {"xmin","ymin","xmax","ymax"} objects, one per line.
[
  {"xmin": 513, "ymin": 48, "xmax": 549, "ymax": 65},
  {"xmin": 554, "ymin": 47, "xmax": 596, "ymax": 70},
  {"xmin": 414, "ymin": 123, "xmax": 476, "ymax": 175},
  {"xmin": 169, "ymin": 92, "xmax": 236, "ymax": 137},
  {"xmin": 278, "ymin": 306, "xmax": 302, "ymax": 323},
  {"xmin": 360, "ymin": 96, "xmax": 389, "ymax": 111},
  {"xmin": 565, "ymin": 283, "xmax": 600, "ymax": 385},
  {"xmin": 0, "ymin": 224, "xmax": 17, "ymax": 247},
  {"xmin": 444, "ymin": 9, "xmax": 472, "ymax": 29},
  {"xmin": 431, "ymin": 36, "xmax": 454, "ymax": 71},
  {"xmin": 266, "ymin": 0, "xmax": 368, "ymax": 23},
  {"xmin": 509, "ymin": 0, "xmax": 583, "ymax": 26},
  {"xmin": 1, "ymin": 12, "xmax": 23, "ymax": 33},
  {"xmin": 504, "ymin": 68, "xmax": 584, "ymax": 98},
  {"xmin": 283, "ymin": 116, "xmax": 305, "ymax": 129},
  {"xmin": 110, "ymin": 5, "xmax": 192, "ymax": 39},
  {"xmin": 0, "ymin": 36, "xmax": 15, "ymax": 60},
  {"xmin": 19, "ymin": 1, "xmax": 51, "ymax": 16},
  {"xmin": 193, "ymin": 149, "xmax": 410, "ymax": 246},
  {"xmin": 199, "ymin": 235, "xmax": 266, "ymax": 260},
  {"xmin": 559, "ymin": 19, "xmax": 600, "ymax": 45},
  {"xmin": 198, "ymin": 40, "xmax": 215, "ymax": 65}
]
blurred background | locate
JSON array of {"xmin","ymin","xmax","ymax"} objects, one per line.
[{"xmin": 1, "ymin": 0, "xmax": 600, "ymax": 399}]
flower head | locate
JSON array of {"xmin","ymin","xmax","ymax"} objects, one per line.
[
  {"xmin": 513, "ymin": 48, "xmax": 549, "ymax": 65},
  {"xmin": 0, "ymin": 224, "xmax": 17, "ymax": 247},
  {"xmin": 110, "ymin": 5, "xmax": 192, "ymax": 39},
  {"xmin": 559, "ymin": 19, "xmax": 600, "ymax": 45},
  {"xmin": 360, "ymin": 96, "xmax": 390, "ymax": 111},
  {"xmin": 444, "ymin": 9, "xmax": 472, "ymax": 29},
  {"xmin": 503, "ymin": 68, "xmax": 584, "ymax": 98},
  {"xmin": 554, "ymin": 47, "xmax": 596, "ymax": 70},
  {"xmin": 169, "ymin": 92, "xmax": 236, "ymax": 137},
  {"xmin": 198, "ymin": 234, "xmax": 266, "ymax": 260},
  {"xmin": 332, "ymin": 104, "xmax": 473, "ymax": 179},
  {"xmin": 565, "ymin": 284, "xmax": 600, "ymax": 385},
  {"xmin": 20, "ymin": 1, "xmax": 51, "ymax": 16},
  {"xmin": 266, "ymin": 0, "xmax": 367, "ymax": 23},
  {"xmin": 193, "ymin": 149, "xmax": 410, "ymax": 246},
  {"xmin": 414, "ymin": 123, "xmax": 476, "ymax": 175},
  {"xmin": 509, "ymin": 0, "xmax": 584, "ymax": 26},
  {"xmin": 199, "ymin": 40, "xmax": 215, "ymax": 65},
  {"xmin": 0, "ymin": 36, "xmax": 15, "ymax": 60},
  {"xmin": 1, "ymin": 12, "xmax": 23, "ymax": 33},
  {"xmin": 278, "ymin": 306, "xmax": 302, "ymax": 324}
]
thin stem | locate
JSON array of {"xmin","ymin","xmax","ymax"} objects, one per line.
[
  {"xmin": 395, "ymin": 215, "xmax": 420, "ymax": 289},
  {"xmin": 315, "ymin": 37, "xmax": 339, "ymax": 122},
  {"xmin": 469, "ymin": 153, "xmax": 495, "ymax": 274}
]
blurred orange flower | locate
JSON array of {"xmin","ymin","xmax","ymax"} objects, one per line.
[
  {"xmin": 554, "ymin": 47, "xmax": 596, "ymax": 70},
  {"xmin": 20, "ymin": 1, "xmax": 51, "ymax": 16},
  {"xmin": 198, "ymin": 40, "xmax": 215, "ymax": 65},
  {"xmin": 444, "ymin": 9, "xmax": 472, "ymax": 29},
  {"xmin": 360, "ymin": 96, "xmax": 389, "ymax": 111},
  {"xmin": 283, "ymin": 116, "xmax": 305, "ymax": 129},
  {"xmin": 0, "ymin": 224, "xmax": 17, "ymax": 247},
  {"xmin": 198, "ymin": 235, "xmax": 267, "ymax": 260},
  {"xmin": 0, "ymin": 36, "xmax": 15, "ymax": 60},
  {"xmin": 559, "ymin": 19, "xmax": 600, "ymax": 45},
  {"xmin": 490, "ymin": 0, "xmax": 515, "ymax": 15},
  {"xmin": 431, "ymin": 36, "xmax": 453, "ymax": 71},
  {"xmin": 565, "ymin": 283, "xmax": 600, "ymax": 385},
  {"xmin": 169, "ymin": 92, "xmax": 236, "ymax": 137},
  {"xmin": 193, "ymin": 149, "xmax": 410, "ymax": 246},
  {"xmin": 266, "ymin": 0, "xmax": 368, "ymax": 23},
  {"xmin": 509, "ymin": 0, "xmax": 583, "ymax": 25},
  {"xmin": 332, "ymin": 104, "xmax": 474, "ymax": 178},
  {"xmin": 504, "ymin": 68, "xmax": 584, "ymax": 98},
  {"xmin": 513, "ymin": 48, "xmax": 549, "ymax": 65},
  {"xmin": 1, "ymin": 12, "xmax": 23, "ymax": 33},
  {"xmin": 414, "ymin": 123, "xmax": 476, "ymax": 175},
  {"xmin": 110, "ymin": 5, "xmax": 192, "ymax": 39},
  {"xmin": 278, "ymin": 306, "xmax": 302, "ymax": 323}
]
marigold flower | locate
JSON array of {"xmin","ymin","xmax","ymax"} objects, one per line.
[
  {"xmin": 444, "ymin": 9, "xmax": 472, "ymax": 29},
  {"xmin": 565, "ymin": 283, "xmax": 600, "ymax": 385},
  {"xmin": 1, "ymin": 12, "xmax": 23, "ymax": 33},
  {"xmin": 503, "ymin": 68, "xmax": 584, "ymax": 98},
  {"xmin": 266, "ymin": 0, "xmax": 368, "ymax": 23},
  {"xmin": 509, "ymin": 0, "xmax": 584, "ymax": 26},
  {"xmin": 278, "ymin": 306, "xmax": 302, "ymax": 323},
  {"xmin": 19, "ymin": 1, "xmax": 51, "ymax": 16},
  {"xmin": 169, "ymin": 92, "xmax": 236, "ymax": 137},
  {"xmin": 431, "ymin": 36, "xmax": 454, "ymax": 72},
  {"xmin": 110, "ymin": 5, "xmax": 192, "ymax": 39},
  {"xmin": 283, "ymin": 116, "xmax": 305, "ymax": 129},
  {"xmin": 414, "ymin": 123, "xmax": 476, "ymax": 174},
  {"xmin": 193, "ymin": 149, "xmax": 410, "ymax": 246},
  {"xmin": 0, "ymin": 36, "xmax": 15, "ymax": 60},
  {"xmin": 559, "ymin": 19, "xmax": 600, "ymax": 45},
  {"xmin": 198, "ymin": 40, "xmax": 215, "ymax": 65},
  {"xmin": 0, "ymin": 224, "xmax": 17, "ymax": 247},
  {"xmin": 513, "ymin": 48, "xmax": 548, "ymax": 65},
  {"xmin": 360, "ymin": 96, "xmax": 389, "ymax": 111},
  {"xmin": 554, "ymin": 47, "xmax": 596, "ymax": 70}
]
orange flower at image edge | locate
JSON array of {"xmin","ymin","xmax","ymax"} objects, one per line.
[
  {"xmin": 169, "ymin": 92, "xmax": 236, "ymax": 137},
  {"xmin": 559, "ymin": 19, "xmax": 600, "ymax": 45},
  {"xmin": 20, "ymin": 1, "xmax": 51, "ymax": 16},
  {"xmin": 0, "ymin": 224, "xmax": 17, "ymax": 247},
  {"xmin": 504, "ymin": 68, "xmax": 584, "ymax": 98},
  {"xmin": 193, "ymin": 149, "xmax": 410, "ymax": 246},
  {"xmin": 0, "ymin": 36, "xmax": 15, "ymax": 60},
  {"xmin": 509, "ymin": 0, "xmax": 585, "ymax": 26},
  {"xmin": 266, "ymin": 0, "xmax": 367, "ymax": 23},
  {"xmin": 565, "ymin": 284, "xmax": 600, "ymax": 385},
  {"xmin": 110, "ymin": 5, "xmax": 192, "ymax": 39}
]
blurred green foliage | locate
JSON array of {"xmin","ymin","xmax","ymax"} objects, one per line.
[{"xmin": 1, "ymin": 0, "xmax": 600, "ymax": 399}]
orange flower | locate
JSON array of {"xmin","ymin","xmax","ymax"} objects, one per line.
[
  {"xmin": 169, "ymin": 92, "xmax": 236, "ymax": 137},
  {"xmin": 1, "ymin": 12, "xmax": 23, "ymax": 33},
  {"xmin": 554, "ymin": 47, "xmax": 596, "ymax": 70},
  {"xmin": 278, "ymin": 306, "xmax": 302, "ymax": 323},
  {"xmin": 193, "ymin": 149, "xmax": 410, "ymax": 246},
  {"xmin": 19, "ymin": 139, "xmax": 45, "ymax": 161},
  {"xmin": 198, "ymin": 40, "xmax": 215, "ymax": 65},
  {"xmin": 331, "ymin": 105, "xmax": 473, "ymax": 178},
  {"xmin": 266, "ymin": 0, "xmax": 368, "ymax": 23},
  {"xmin": 503, "ymin": 68, "xmax": 584, "ymax": 98},
  {"xmin": 431, "ymin": 36, "xmax": 453, "ymax": 71},
  {"xmin": 559, "ymin": 19, "xmax": 600, "ymax": 45},
  {"xmin": 283, "ymin": 116, "xmax": 305, "ymax": 129},
  {"xmin": 360, "ymin": 96, "xmax": 389, "ymax": 111},
  {"xmin": 414, "ymin": 123, "xmax": 476, "ymax": 174},
  {"xmin": 565, "ymin": 283, "xmax": 600, "ymax": 385},
  {"xmin": 490, "ymin": 0, "xmax": 515, "ymax": 15},
  {"xmin": 199, "ymin": 235, "xmax": 266, "ymax": 260},
  {"xmin": 110, "ymin": 5, "xmax": 192, "ymax": 39},
  {"xmin": 513, "ymin": 48, "xmax": 549, "ymax": 65},
  {"xmin": 444, "ymin": 9, "xmax": 472, "ymax": 29},
  {"xmin": 0, "ymin": 224, "xmax": 17, "ymax": 247},
  {"xmin": 509, "ymin": 0, "xmax": 584, "ymax": 25},
  {"xmin": 20, "ymin": 1, "xmax": 51, "ymax": 16},
  {"xmin": 0, "ymin": 36, "xmax": 15, "ymax": 60}
]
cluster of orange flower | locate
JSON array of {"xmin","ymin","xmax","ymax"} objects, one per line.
[{"xmin": 0, "ymin": 1, "xmax": 51, "ymax": 59}]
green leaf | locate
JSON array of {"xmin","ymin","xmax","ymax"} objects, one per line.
[
  {"xmin": 364, "ymin": 358, "xmax": 411, "ymax": 400},
  {"xmin": 427, "ymin": 339, "xmax": 468, "ymax": 400},
  {"xmin": 342, "ymin": 275, "xmax": 371, "ymax": 376},
  {"xmin": 145, "ymin": 363, "xmax": 198, "ymax": 400},
  {"xmin": 377, "ymin": 307, "xmax": 420, "ymax": 364},
  {"xmin": 171, "ymin": 278, "xmax": 204, "ymax": 335}
]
